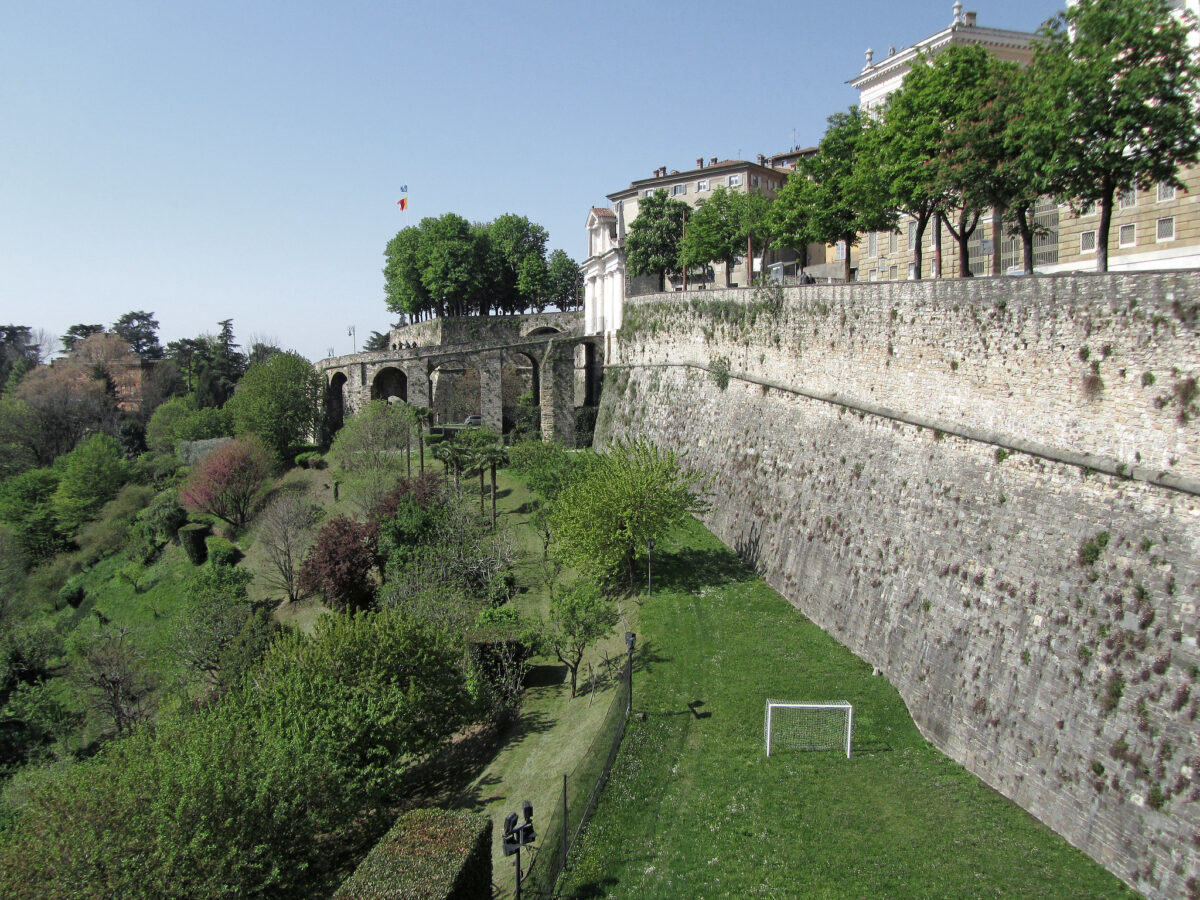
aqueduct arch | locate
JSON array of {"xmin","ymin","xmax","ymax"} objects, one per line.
[{"xmin": 371, "ymin": 367, "xmax": 408, "ymax": 403}]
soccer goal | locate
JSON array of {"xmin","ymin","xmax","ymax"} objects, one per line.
[{"xmin": 764, "ymin": 700, "xmax": 853, "ymax": 758}]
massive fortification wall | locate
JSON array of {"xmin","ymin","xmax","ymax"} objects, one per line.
[{"xmin": 597, "ymin": 274, "xmax": 1200, "ymax": 899}]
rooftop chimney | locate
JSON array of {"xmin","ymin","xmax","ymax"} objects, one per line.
[
  {"xmin": 757, "ymin": 154, "xmax": 766, "ymax": 165},
  {"xmin": 697, "ymin": 157, "xmax": 704, "ymax": 169},
  {"xmin": 964, "ymin": 10, "xmax": 976, "ymax": 26},
  {"xmin": 710, "ymin": 157, "xmax": 717, "ymax": 166}
]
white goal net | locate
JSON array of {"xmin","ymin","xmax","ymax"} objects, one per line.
[{"xmin": 764, "ymin": 700, "xmax": 853, "ymax": 758}]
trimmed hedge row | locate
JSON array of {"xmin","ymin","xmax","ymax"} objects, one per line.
[{"xmin": 333, "ymin": 808, "xmax": 492, "ymax": 900}]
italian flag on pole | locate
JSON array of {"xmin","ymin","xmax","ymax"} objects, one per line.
[{"xmin": 397, "ymin": 185, "xmax": 408, "ymax": 210}]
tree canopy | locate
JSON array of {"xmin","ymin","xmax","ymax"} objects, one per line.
[
  {"xmin": 624, "ymin": 190, "xmax": 691, "ymax": 291},
  {"xmin": 112, "ymin": 311, "xmax": 164, "ymax": 360},
  {"xmin": 224, "ymin": 350, "xmax": 321, "ymax": 462},
  {"xmin": 1032, "ymin": 0, "xmax": 1200, "ymax": 271}
]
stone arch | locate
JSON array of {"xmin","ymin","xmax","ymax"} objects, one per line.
[
  {"xmin": 523, "ymin": 325, "xmax": 563, "ymax": 338},
  {"xmin": 501, "ymin": 348, "xmax": 540, "ymax": 435},
  {"xmin": 371, "ymin": 367, "xmax": 408, "ymax": 403},
  {"xmin": 428, "ymin": 357, "xmax": 480, "ymax": 426},
  {"xmin": 325, "ymin": 371, "xmax": 348, "ymax": 436}
]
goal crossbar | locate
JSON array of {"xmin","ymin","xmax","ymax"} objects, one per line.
[{"xmin": 764, "ymin": 700, "xmax": 853, "ymax": 758}]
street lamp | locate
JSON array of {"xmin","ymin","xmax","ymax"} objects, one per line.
[{"xmin": 502, "ymin": 800, "xmax": 536, "ymax": 900}]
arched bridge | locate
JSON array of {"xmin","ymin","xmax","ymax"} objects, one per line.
[{"xmin": 317, "ymin": 311, "xmax": 602, "ymax": 444}]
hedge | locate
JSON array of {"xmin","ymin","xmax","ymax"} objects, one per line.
[
  {"xmin": 205, "ymin": 535, "xmax": 240, "ymax": 568},
  {"xmin": 179, "ymin": 523, "xmax": 211, "ymax": 565},
  {"xmin": 333, "ymin": 808, "xmax": 492, "ymax": 900}
]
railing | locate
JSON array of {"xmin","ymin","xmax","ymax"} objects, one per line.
[{"xmin": 519, "ymin": 655, "xmax": 630, "ymax": 898}]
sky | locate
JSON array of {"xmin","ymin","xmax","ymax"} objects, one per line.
[{"xmin": 1, "ymin": 0, "xmax": 1061, "ymax": 363}]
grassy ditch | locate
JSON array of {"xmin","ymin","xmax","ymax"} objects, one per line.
[{"xmin": 557, "ymin": 518, "xmax": 1134, "ymax": 899}]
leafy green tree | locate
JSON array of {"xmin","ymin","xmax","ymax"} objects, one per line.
[
  {"xmin": 51, "ymin": 433, "xmax": 129, "ymax": 535},
  {"xmin": 225, "ymin": 350, "xmax": 321, "ymax": 462},
  {"xmin": 383, "ymin": 225, "xmax": 432, "ymax": 321},
  {"xmin": 111, "ymin": 311, "xmax": 164, "ymax": 360},
  {"xmin": 550, "ymin": 438, "xmax": 710, "ymax": 587},
  {"xmin": 411, "ymin": 405, "xmax": 433, "ymax": 474},
  {"xmin": 546, "ymin": 580, "xmax": 617, "ymax": 698},
  {"xmin": 0, "ymin": 469, "xmax": 65, "ymax": 561},
  {"xmin": 680, "ymin": 186, "xmax": 741, "ymax": 286},
  {"xmin": 452, "ymin": 426, "xmax": 503, "ymax": 515},
  {"xmin": 486, "ymin": 214, "xmax": 550, "ymax": 314},
  {"xmin": 546, "ymin": 248, "xmax": 583, "ymax": 310},
  {"xmin": 782, "ymin": 108, "xmax": 894, "ymax": 282},
  {"xmin": 0, "ymin": 396, "xmax": 37, "ymax": 480},
  {"xmin": 144, "ymin": 395, "xmax": 232, "ymax": 454},
  {"xmin": 362, "ymin": 329, "xmax": 391, "ymax": 353},
  {"xmin": 625, "ymin": 189, "xmax": 691, "ymax": 291},
  {"xmin": 329, "ymin": 399, "xmax": 413, "ymax": 477},
  {"xmin": 1032, "ymin": 0, "xmax": 1200, "ymax": 271},
  {"xmin": 0, "ymin": 326, "xmax": 42, "ymax": 391},
  {"xmin": 173, "ymin": 564, "xmax": 254, "ymax": 687}
]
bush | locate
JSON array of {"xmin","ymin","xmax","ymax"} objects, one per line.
[
  {"xmin": 298, "ymin": 517, "xmax": 378, "ymax": 612},
  {"xmin": 180, "ymin": 435, "xmax": 273, "ymax": 528},
  {"xmin": 424, "ymin": 433, "xmax": 444, "ymax": 447},
  {"xmin": 332, "ymin": 809, "xmax": 492, "ymax": 900},
  {"xmin": 58, "ymin": 576, "xmax": 86, "ymax": 608},
  {"xmin": 74, "ymin": 485, "xmax": 155, "ymax": 567},
  {"xmin": 179, "ymin": 523, "xmax": 211, "ymax": 565},
  {"xmin": 294, "ymin": 451, "xmax": 324, "ymax": 469},
  {"xmin": 51, "ymin": 434, "xmax": 130, "ymax": 535},
  {"xmin": 206, "ymin": 536, "xmax": 240, "ymax": 568}
]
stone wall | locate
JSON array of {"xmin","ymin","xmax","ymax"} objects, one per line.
[{"xmin": 598, "ymin": 273, "xmax": 1200, "ymax": 899}]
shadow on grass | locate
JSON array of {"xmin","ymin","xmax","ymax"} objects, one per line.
[
  {"xmin": 525, "ymin": 663, "xmax": 567, "ymax": 688},
  {"xmin": 851, "ymin": 740, "xmax": 893, "ymax": 754},
  {"xmin": 564, "ymin": 876, "xmax": 619, "ymax": 898},
  {"xmin": 655, "ymin": 546, "xmax": 751, "ymax": 593}
]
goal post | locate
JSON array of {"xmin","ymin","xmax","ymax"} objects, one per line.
[{"xmin": 764, "ymin": 700, "xmax": 853, "ymax": 759}]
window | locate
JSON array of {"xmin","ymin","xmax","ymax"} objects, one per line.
[
  {"xmin": 907, "ymin": 222, "xmax": 916, "ymax": 250},
  {"xmin": 697, "ymin": 179, "xmax": 709, "ymax": 192},
  {"xmin": 835, "ymin": 240, "xmax": 846, "ymax": 260},
  {"xmin": 751, "ymin": 175, "xmax": 760, "ymax": 187},
  {"xmin": 1158, "ymin": 182, "xmax": 1177, "ymax": 202},
  {"xmin": 671, "ymin": 184, "xmax": 687, "ymax": 197},
  {"xmin": 643, "ymin": 189, "xmax": 655, "ymax": 198},
  {"xmin": 868, "ymin": 268, "xmax": 879, "ymax": 282},
  {"xmin": 1080, "ymin": 230, "xmax": 1097, "ymax": 252},
  {"xmin": 907, "ymin": 262, "xmax": 917, "ymax": 280},
  {"xmin": 728, "ymin": 174, "xmax": 743, "ymax": 187},
  {"xmin": 1157, "ymin": 216, "xmax": 1176, "ymax": 241},
  {"xmin": 889, "ymin": 265, "xmax": 898, "ymax": 280},
  {"xmin": 889, "ymin": 231, "xmax": 897, "ymax": 254},
  {"xmin": 868, "ymin": 232, "xmax": 878, "ymax": 257},
  {"xmin": 1118, "ymin": 186, "xmax": 1137, "ymax": 210},
  {"xmin": 1119, "ymin": 223, "xmax": 1136, "ymax": 247}
]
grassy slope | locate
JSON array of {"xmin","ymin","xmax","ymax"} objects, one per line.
[{"xmin": 557, "ymin": 518, "xmax": 1135, "ymax": 900}]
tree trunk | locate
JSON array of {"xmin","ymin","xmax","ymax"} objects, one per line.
[
  {"xmin": 842, "ymin": 233, "xmax": 854, "ymax": 283},
  {"xmin": 933, "ymin": 213, "xmax": 943, "ymax": 278},
  {"xmin": 1097, "ymin": 178, "xmax": 1114, "ymax": 273},
  {"xmin": 991, "ymin": 205, "xmax": 1004, "ymax": 277},
  {"xmin": 1015, "ymin": 205, "xmax": 1035, "ymax": 274},
  {"xmin": 490, "ymin": 463, "xmax": 498, "ymax": 527},
  {"xmin": 912, "ymin": 213, "xmax": 928, "ymax": 281},
  {"xmin": 942, "ymin": 209, "xmax": 980, "ymax": 278}
]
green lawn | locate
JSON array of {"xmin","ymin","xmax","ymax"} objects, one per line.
[{"xmin": 557, "ymin": 518, "xmax": 1134, "ymax": 900}]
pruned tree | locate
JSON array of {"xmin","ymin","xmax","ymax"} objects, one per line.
[{"xmin": 180, "ymin": 435, "xmax": 273, "ymax": 528}]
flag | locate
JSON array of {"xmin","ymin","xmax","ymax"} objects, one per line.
[
  {"xmin": 397, "ymin": 197, "xmax": 408, "ymax": 210},
  {"xmin": 399, "ymin": 185, "xmax": 408, "ymax": 193}
]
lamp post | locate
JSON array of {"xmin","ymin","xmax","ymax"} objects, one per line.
[
  {"xmin": 625, "ymin": 631, "xmax": 636, "ymax": 715},
  {"xmin": 502, "ymin": 800, "xmax": 535, "ymax": 900}
]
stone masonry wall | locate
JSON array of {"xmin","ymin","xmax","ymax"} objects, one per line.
[{"xmin": 597, "ymin": 274, "xmax": 1200, "ymax": 899}]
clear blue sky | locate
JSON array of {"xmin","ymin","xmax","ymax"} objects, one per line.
[{"xmin": 1, "ymin": 0, "xmax": 1060, "ymax": 362}]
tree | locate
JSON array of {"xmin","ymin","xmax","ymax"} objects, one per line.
[
  {"xmin": 144, "ymin": 395, "xmax": 232, "ymax": 454},
  {"xmin": 550, "ymin": 439, "xmax": 710, "ymax": 587},
  {"xmin": 180, "ymin": 435, "xmax": 273, "ymax": 528},
  {"xmin": 680, "ymin": 186, "xmax": 741, "ymax": 286},
  {"xmin": 411, "ymin": 405, "xmax": 433, "ymax": 474},
  {"xmin": 60, "ymin": 324, "xmax": 104, "ymax": 353},
  {"xmin": 0, "ymin": 396, "xmax": 38, "ymax": 480},
  {"xmin": 51, "ymin": 433, "xmax": 129, "ymax": 535},
  {"xmin": 111, "ymin": 311, "xmax": 164, "ymax": 360},
  {"xmin": 70, "ymin": 626, "xmax": 154, "ymax": 736},
  {"xmin": 329, "ymin": 399, "xmax": 413, "ymax": 477},
  {"xmin": 362, "ymin": 330, "xmax": 391, "ymax": 353},
  {"xmin": 256, "ymin": 492, "xmax": 322, "ymax": 602},
  {"xmin": 1033, "ymin": 0, "xmax": 1200, "ymax": 272},
  {"xmin": 0, "ymin": 468, "xmax": 66, "ymax": 561},
  {"xmin": 546, "ymin": 249, "xmax": 583, "ymax": 310},
  {"xmin": 224, "ymin": 350, "xmax": 321, "ymax": 462},
  {"xmin": 14, "ymin": 364, "xmax": 118, "ymax": 463},
  {"xmin": 452, "ymin": 426, "xmax": 503, "ymax": 516},
  {"xmin": 0, "ymin": 326, "xmax": 43, "ymax": 390},
  {"xmin": 546, "ymin": 580, "xmax": 617, "ymax": 698},
  {"xmin": 298, "ymin": 516, "xmax": 379, "ymax": 612},
  {"xmin": 486, "ymin": 214, "xmax": 550, "ymax": 314},
  {"xmin": 783, "ymin": 108, "xmax": 894, "ymax": 282},
  {"xmin": 625, "ymin": 189, "xmax": 691, "ymax": 291},
  {"xmin": 173, "ymin": 564, "xmax": 254, "ymax": 687}
]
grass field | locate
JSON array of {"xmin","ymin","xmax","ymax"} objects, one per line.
[{"xmin": 556, "ymin": 517, "xmax": 1135, "ymax": 900}]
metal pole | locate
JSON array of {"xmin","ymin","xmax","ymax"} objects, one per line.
[{"xmin": 514, "ymin": 845, "xmax": 521, "ymax": 900}]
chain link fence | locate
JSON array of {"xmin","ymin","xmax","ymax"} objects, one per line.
[{"xmin": 518, "ymin": 654, "xmax": 630, "ymax": 898}]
